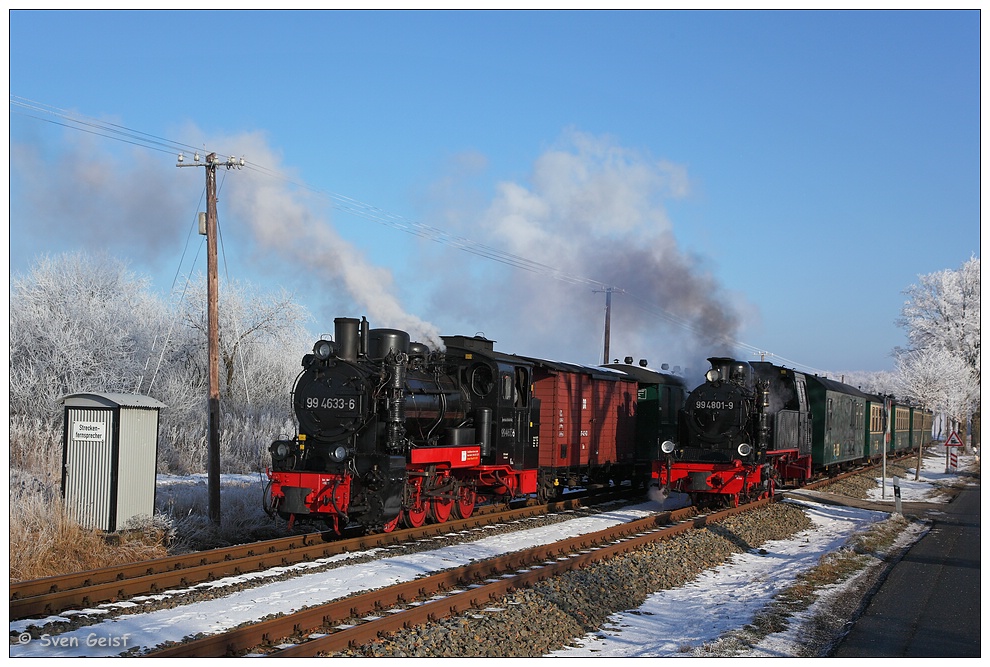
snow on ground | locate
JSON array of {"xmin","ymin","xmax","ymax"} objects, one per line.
[
  {"xmin": 10, "ymin": 504, "xmax": 660, "ymax": 657},
  {"xmin": 10, "ymin": 450, "xmax": 975, "ymax": 658},
  {"xmin": 549, "ymin": 447, "xmax": 976, "ymax": 658},
  {"xmin": 547, "ymin": 501, "xmax": 908, "ymax": 657},
  {"xmin": 865, "ymin": 446, "xmax": 976, "ymax": 503}
]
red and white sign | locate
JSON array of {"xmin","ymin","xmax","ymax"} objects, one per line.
[{"xmin": 945, "ymin": 431, "xmax": 963, "ymax": 447}]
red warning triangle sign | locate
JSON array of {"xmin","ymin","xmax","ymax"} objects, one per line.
[{"xmin": 945, "ymin": 431, "xmax": 963, "ymax": 446}]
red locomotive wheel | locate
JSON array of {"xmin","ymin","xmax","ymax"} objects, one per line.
[
  {"xmin": 429, "ymin": 496, "xmax": 454, "ymax": 523},
  {"xmin": 404, "ymin": 503, "xmax": 428, "ymax": 528},
  {"xmin": 382, "ymin": 512, "xmax": 401, "ymax": 533},
  {"xmin": 454, "ymin": 486, "xmax": 477, "ymax": 519}
]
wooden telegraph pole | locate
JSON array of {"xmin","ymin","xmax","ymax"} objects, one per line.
[
  {"xmin": 596, "ymin": 287, "xmax": 617, "ymax": 365},
  {"xmin": 177, "ymin": 151, "xmax": 244, "ymax": 525},
  {"xmin": 602, "ymin": 287, "xmax": 612, "ymax": 365}
]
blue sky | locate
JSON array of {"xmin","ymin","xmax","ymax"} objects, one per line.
[{"xmin": 8, "ymin": 9, "xmax": 981, "ymax": 378}]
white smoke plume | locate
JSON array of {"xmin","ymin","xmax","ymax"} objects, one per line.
[
  {"xmin": 10, "ymin": 126, "xmax": 443, "ymax": 350},
  {"xmin": 200, "ymin": 129, "xmax": 444, "ymax": 349},
  {"xmin": 10, "ymin": 132, "xmax": 188, "ymax": 268}
]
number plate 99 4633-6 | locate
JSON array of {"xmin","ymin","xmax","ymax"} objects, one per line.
[{"xmin": 305, "ymin": 397, "xmax": 357, "ymax": 410}]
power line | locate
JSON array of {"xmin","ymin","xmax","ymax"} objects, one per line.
[{"xmin": 10, "ymin": 94, "xmax": 830, "ymax": 375}]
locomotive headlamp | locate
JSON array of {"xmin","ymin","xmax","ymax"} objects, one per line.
[
  {"xmin": 330, "ymin": 446, "xmax": 348, "ymax": 463},
  {"xmin": 270, "ymin": 440, "xmax": 294, "ymax": 461},
  {"xmin": 660, "ymin": 440, "xmax": 677, "ymax": 455},
  {"xmin": 313, "ymin": 340, "xmax": 334, "ymax": 361},
  {"xmin": 737, "ymin": 443, "xmax": 753, "ymax": 457},
  {"xmin": 706, "ymin": 369, "xmax": 721, "ymax": 383}
]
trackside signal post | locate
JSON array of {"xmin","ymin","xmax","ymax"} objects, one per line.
[{"xmin": 177, "ymin": 151, "xmax": 244, "ymax": 525}]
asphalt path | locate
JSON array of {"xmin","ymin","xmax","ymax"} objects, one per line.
[{"xmin": 831, "ymin": 484, "xmax": 981, "ymax": 657}]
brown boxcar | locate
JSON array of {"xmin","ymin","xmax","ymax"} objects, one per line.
[{"xmin": 525, "ymin": 357, "xmax": 638, "ymax": 488}]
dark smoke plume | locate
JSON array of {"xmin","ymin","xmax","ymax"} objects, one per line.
[{"xmin": 425, "ymin": 129, "xmax": 752, "ymax": 375}]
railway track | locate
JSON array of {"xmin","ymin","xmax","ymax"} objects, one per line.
[
  {"xmin": 10, "ymin": 460, "xmax": 899, "ymax": 624},
  {"xmin": 9, "ymin": 489, "xmax": 632, "ymax": 621},
  {"xmin": 147, "ymin": 498, "xmax": 771, "ymax": 657}
]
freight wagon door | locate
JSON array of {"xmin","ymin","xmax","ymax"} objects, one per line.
[
  {"xmin": 591, "ymin": 380, "xmax": 620, "ymax": 465},
  {"xmin": 565, "ymin": 373, "xmax": 592, "ymax": 468},
  {"xmin": 533, "ymin": 369, "xmax": 586, "ymax": 469}
]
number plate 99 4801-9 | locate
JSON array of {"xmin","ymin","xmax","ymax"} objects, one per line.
[{"xmin": 696, "ymin": 401, "xmax": 734, "ymax": 410}]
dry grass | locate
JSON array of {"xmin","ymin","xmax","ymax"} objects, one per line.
[{"xmin": 9, "ymin": 493, "xmax": 169, "ymax": 583}]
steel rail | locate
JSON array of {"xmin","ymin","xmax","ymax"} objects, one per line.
[
  {"xmin": 269, "ymin": 500, "xmax": 766, "ymax": 658},
  {"xmin": 10, "ymin": 491, "xmax": 629, "ymax": 620},
  {"xmin": 145, "ymin": 500, "xmax": 769, "ymax": 657}
]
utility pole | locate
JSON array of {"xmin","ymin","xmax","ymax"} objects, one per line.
[
  {"xmin": 595, "ymin": 287, "xmax": 617, "ymax": 365},
  {"xmin": 177, "ymin": 151, "xmax": 244, "ymax": 525}
]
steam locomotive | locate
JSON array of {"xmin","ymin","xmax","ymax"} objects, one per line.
[
  {"xmin": 654, "ymin": 357, "xmax": 934, "ymax": 506},
  {"xmin": 265, "ymin": 316, "xmax": 685, "ymax": 533}
]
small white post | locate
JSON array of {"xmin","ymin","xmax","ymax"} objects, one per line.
[{"xmin": 892, "ymin": 475, "xmax": 902, "ymax": 515}]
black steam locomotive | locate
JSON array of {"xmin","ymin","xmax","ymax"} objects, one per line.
[
  {"xmin": 266, "ymin": 317, "xmax": 540, "ymax": 533},
  {"xmin": 655, "ymin": 357, "xmax": 933, "ymax": 506}
]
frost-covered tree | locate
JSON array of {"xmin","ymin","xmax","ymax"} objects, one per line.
[
  {"xmin": 9, "ymin": 251, "xmax": 166, "ymax": 421},
  {"xmin": 897, "ymin": 256, "xmax": 980, "ymax": 382},
  {"xmin": 895, "ymin": 256, "xmax": 980, "ymax": 447},
  {"xmin": 9, "ymin": 252, "xmax": 168, "ymax": 477},
  {"xmin": 9, "ymin": 251, "xmax": 316, "ymax": 478},
  {"xmin": 895, "ymin": 348, "xmax": 975, "ymax": 423},
  {"xmin": 168, "ymin": 275, "xmax": 314, "ymax": 473},
  {"xmin": 177, "ymin": 276, "xmax": 310, "ymax": 405}
]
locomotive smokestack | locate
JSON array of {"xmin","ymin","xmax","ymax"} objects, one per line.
[{"xmin": 335, "ymin": 317, "xmax": 360, "ymax": 362}]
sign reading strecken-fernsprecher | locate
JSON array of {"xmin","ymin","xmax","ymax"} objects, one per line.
[{"xmin": 71, "ymin": 421, "xmax": 108, "ymax": 442}]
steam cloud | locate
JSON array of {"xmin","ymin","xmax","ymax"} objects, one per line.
[
  {"xmin": 11, "ymin": 126, "xmax": 443, "ymax": 350},
  {"xmin": 11, "ymin": 133, "xmax": 188, "ymax": 266},
  {"xmin": 12, "ymin": 125, "xmax": 750, "ymax": 372},
  {"xmin": 205, "ymin": 130, "xmax": 444, "ymax": 349}
]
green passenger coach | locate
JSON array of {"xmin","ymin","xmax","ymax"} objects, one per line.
[
  {"xmin": 864, "ymin": 396, "xmax": 886, "ymax": 461},
  {"xmin": 804, "ymin": 375, "xmax": 869, "ymax": 470},
  {"xmin": 890, "ymin": 404, "xmax": 912, "ymax": 454}
]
